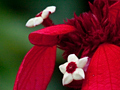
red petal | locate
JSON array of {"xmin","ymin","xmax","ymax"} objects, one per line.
[
  {"xmin": 109, "ymin": 1, "xmax": 120, "ymax": 24},
  {"xmin": 29, "ymin": 24, "xmax": 76, "ymax": 46},
  {"xmin": 82, "ymin": 44, "xmax": 120, "ymax": 90},
  {"xmin": 13, "ymin": 45, "xmax": 56, "ymax": 90},
  {"xmin": 89, "ymin": 2, "xmax": 102, "ymax": 21}
]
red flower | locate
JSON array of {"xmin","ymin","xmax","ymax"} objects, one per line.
[
  {"xmin": 14, "ymin": 0, "xmax": 120, "ymax": 90},
  {"xmin": 13, "ymin": 6, "xmax": 76, "ymax": 90},
  {"xmin": 59, "ymin": 0, "xmax": 120, "ymax": 59}
]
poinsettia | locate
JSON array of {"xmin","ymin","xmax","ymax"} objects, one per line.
[{"xmin": 14, "ymin": 0, "xmax": 120, "ymax": 90}]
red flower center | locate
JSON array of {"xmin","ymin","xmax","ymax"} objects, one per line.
[{"xmin": 66, "ymin": 62, "xmax": 77, "ymax": 73}]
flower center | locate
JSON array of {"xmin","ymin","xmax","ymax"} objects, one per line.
[{"xmin": 66, "ymin": 62, "xmax": 77, "ymax": 73}]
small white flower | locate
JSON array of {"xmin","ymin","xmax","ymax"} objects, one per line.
[
  {"xmin": 59, "ymin": 54, "xmax": 88, "ymax": 86},
  {"xmin": 26, "ymin": 6, "xmax": 56, "ymax": 27},
  {"xmin": 41, "ymin": 10, "xmax": 49, "ymax": 19},
  {"xmin": 26, "ymin": 17, "xmax": 43, "ymax": 27},
  {"xmin": 44, "ymin": 6, "xmax": 56, "ymax": 13}
]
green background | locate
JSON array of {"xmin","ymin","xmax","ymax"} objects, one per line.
[{"xmin": 0, "ymin": 0, "xmax": 93, "ymax": 90}]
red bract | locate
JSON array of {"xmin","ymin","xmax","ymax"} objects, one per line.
[
  {"xmin": 14, "ymin": 46, "xmax": 56, "ymax": 90},
  {"xmin": 82, "ymin": 43, "xmax": 120, "ymax": 90},
  {"xmin": 14, "ymin": 0, "xmax": 120, "ymax": 90},
  {"xmin": 13, "ymin": 24, "xmax": 76, "ymax": 90},
  {"xmin": 29, "ymin": 25, "xmax": 76, "ymax": 46}
]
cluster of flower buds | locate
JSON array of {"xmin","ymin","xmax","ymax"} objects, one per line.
[{"xmin": 26, "ymin": 6, "xmax": 56, "ymax": 27}]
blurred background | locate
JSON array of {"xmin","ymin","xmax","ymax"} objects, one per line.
[{"xmin": 0, "ymin": 0, "xmax": 93, "ymax": 90}]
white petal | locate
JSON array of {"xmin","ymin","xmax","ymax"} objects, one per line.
[
  {"xmin": 68, "ymin": 54, "xmax": 78, "ymax": 62},
  {"xmin": 44, "ymin": 6, "xmax": 56, "ymax": 13},
  {"xmin": 59, "ymin": 62, "xmax": 68, "ymax": 74},
  {"xmin": 34, "ymin": 17, "xmax": 43, "ymax": 26},
  {"xmin": 41, "ymin": 10, "xmax": 49, "ymax": 19},
  {"xmin": 62, "ymin": 72, "xmax": 73, "ymax": 85},
  {"xmin": 26, "ymin": 18, "xmax": 35, "ymax": 27},
  {"xmin": 73, "ymin": 68, "xmax": 85, "ymax": 80},
  {"xmin": 77, "ymin": 57, "xmax": 88, "ymax": 68}
]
